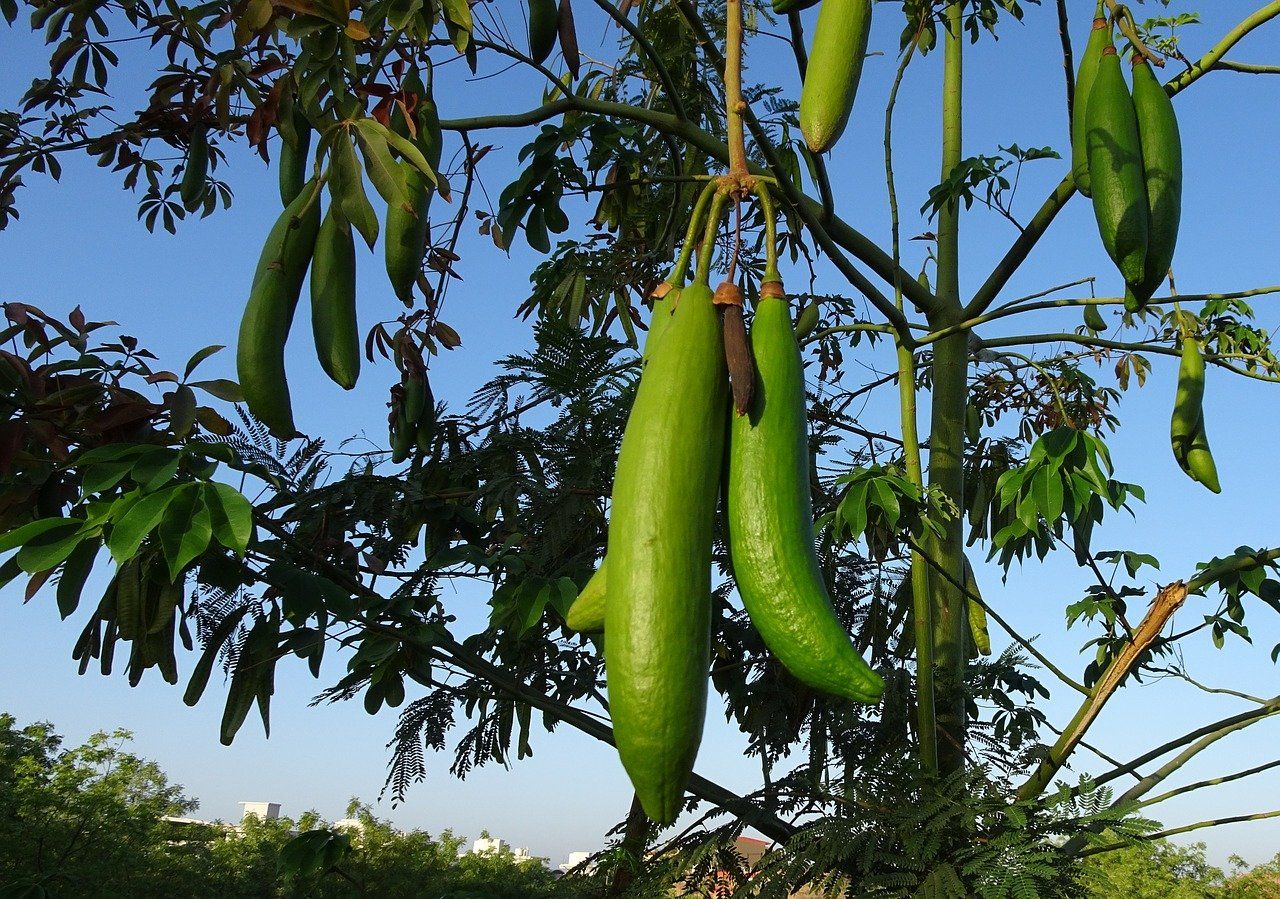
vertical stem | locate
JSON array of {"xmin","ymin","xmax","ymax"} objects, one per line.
[
  {"xmin": 725, "ymin": 0, "xmax": 749, "ymax": 175},
  {"xmin": 926, "ymin": 0, "xmax": 970, "ymax": 777},
  {"xmin": 883, "ymin": 22, "xmax": 934, "ymax": 773},
  {"xmin": 897, "ymin": 343, "xmax": 937, "ymax": 775}
]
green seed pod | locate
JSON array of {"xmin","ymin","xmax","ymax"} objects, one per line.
[
  {"xmin": 798, "ymin": 0, "xmax": 872, "ymax": 154},
  {"xmin": 727, "ymin": 288, "xmax": 883, "ymax": 704},
  {"xmin": 1130, "ymin": 55, "xmax": 1182, "ymax": 307},
  {"xmin": 606, "ymin": 280, "xmax": 727, "ymax": 825},
  {"xmin": 794, "ymin": 301, "xmax": 820, "ymax": 340},
  {"xmin": 1071, "ymin": 3, "xmax": 1108, "ymax": 197},
  {"xmin": 1086, "ymin": 41, "xmax": 1149, "ymax": 305},
  {"xmin": 1083, "ymin": 303, "xmax": 1107, "ymax": 333},
  {"xmin": 278, "ymin": 107, "xmax": 312, "ymax": 207},
  {"xmin": 237, "ymin": 178, "xmax": 323, "ymax": 437},
  {"xmin": 180, "ymin": 126, "xmax": 209, "ymax": 210},
  {"xmin": 564, "ymin": 563, "xmax": 606, "ymax": 633},
  {"xmin": 528, "ymin": 0, "xmax": 558, "ymax": 65},
  {"xmin": 310, "ymin": 207, "xmax": 360, "ymax": 390}
]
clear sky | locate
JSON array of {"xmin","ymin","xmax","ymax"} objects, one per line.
[{"xmin": 2, "ymin": 0, "xmax": 1278, "ymax": 871}]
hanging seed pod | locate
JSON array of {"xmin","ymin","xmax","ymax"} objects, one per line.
[
  {"xmin": 1086, "ymin": 38, "xmax": 1150, "ymax": 309},
  {"xmin": 1131, "ymin": 54, "xmax": 1182, "ymax": 306},
  {"xmin": 558, "ymin": 0, "xmax": 580, "ymax": 79},
  {"xmin": 1071, "ymin": 3, "xmax": 1108, "ymax": 197}
]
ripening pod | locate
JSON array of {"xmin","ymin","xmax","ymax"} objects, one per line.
[
  {"xmin": 1086, "ymin": 38, "xmax": 1149, "ymax": 309},
  {"xmin": 1130, "ymin": 55, "xmax": 1182, "ymax": 307},
  {"xmin": 528, "ymin": 0, "xmax": 558, "ymax": 64},
  {"xmin": 1071, "ymin": 2, "xmax": 1108, "ymax": 197},
  {"xmin": 180, "ymin": 126, "xmax": 209, "ymax": 211},
  {"xmin": 798, "ymin": 0, "xmax": 873, "ymax": 153}
]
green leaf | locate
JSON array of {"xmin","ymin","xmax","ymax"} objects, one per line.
[
  {"xmin": 82, "ymin": 460, "xmax": 134, "ymax": 495},
  {"xmin": 183, "ymin": 344, "xmax": 225, "ymax": 380},
  {"xmin": 521, "ymin": 584, "xmax": 552, "ymax": 635},
  {"xmin": 265, "ymin": 562, "xmax": 357, "ymax": 619},
  {"xmin": 330, "ymin": 127, "xmax": 380, "ymax": 249},
  {"xmin": 158, "ymin": 484, "xmax": 212, "ymax": 581},
  {"xmin": 350, "ymin": 121, "xmax": 408, "ymax": 211},
  {"xmin": 57, "ymin": 538, "xmax": 100, "ymax": 619},
  {"xmin": 203, "ymin": 483, "xmax": 254, "ymax": 556},
  {"xmin": 108, "ymin": 486, "xmax": 179, "ymax": 563},
  {"xmin": 369, "ymin": 119, "xmax": 438, "ymax": 186},
  {"xmin": 130, "ymin": 448, "xmax": 181, "ymax": 492},
  {"xmin": 0, "ymin": 517, "xmax": 78, "ymax": 554},
  {"xmin": 190, "ymin": 379, "xmax": 245, "ymax": 402},
  {"xmin": 184, "ymin": 606, "xmax": 249, "ymax": 706},
  {"xmin": 15, "ymin": 524, "xmax": 93, "ymax": 574}
]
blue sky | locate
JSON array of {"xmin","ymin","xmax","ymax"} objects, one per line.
[{"xmin": 2, "ymin": 0, "xmax": 1279, "ymax": 870}]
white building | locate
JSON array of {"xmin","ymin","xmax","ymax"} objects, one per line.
[{"xmin": 558, "ymin": 851, "xmax": 592, "ymax": 874}]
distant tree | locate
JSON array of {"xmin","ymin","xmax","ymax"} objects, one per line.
[
  {"xmin": 1080, "ymin": 836, "xmax": 1225, "ymax": 898},
  {"xmin": 1223, "ymin": 853, "xmax": 1280, "ymax": 899},
  {"xmin": 0, "ymin": 712, "xmax": 585, "ymax": 898},
  {"xmin": 0, "ymin": 712, "xmax": 202, "ymax": 897}
]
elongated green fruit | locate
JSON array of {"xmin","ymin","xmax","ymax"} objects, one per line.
[
  {"xmin": 528, "ymin": 0, "xmax": 558, "ymax": 65},
  {"xmin": 565, "ymin": 562, "xmax": 606, "ymax": 633},
  {"xmin": 385, "ymin": 164, "xmax": 431, "ymax": 305},
  {"xmin": 310, "ymin": 208, "xmax": 360, "ymax": 389},
  {"xmin": 565, "ymin": 283, "xmax": 685, "ymax": 637},
  {"xmin": 1087, "ymin": 42, "xmax": 1149, "ymax": 302},
  {"xmin": 180, "ymin": 127, "xmax": 208, "ymax": 210},
  {"xmin": 414, "ymin": 374, "xmax": 438, "ymax": 453},
  {"xmin": 1185, "ymin": 413, "xmax": 1221, "ymax": 494},
  {"xmin": 773, "ymin": 0, "xmax": 819, "ymax": 13},
  {"xmin": 1131, "ymin": 56, "xmax": 1181, "ymax": 307},
  {"xmin": 385, "ymin": 70, "xmax": 440, "ymax": 306},
  {"xmin": 1070, "ymin": 4, "xmax": 1108, "ymax": 197},
  {"xmin": 727, "ymin": 286, "xmax": 883, "ymax": 703},
  {"xmin": 799, "ymin": 0, "xmax": 872, "ymax": 154},
  {"xmin": 1170, "ymin": 338, "xmax": 1204, "ymax": 464},
  {"xmin": 1170, "ymin": 339, "xmax": 1221, "ymax": 493},
  {"xmin": 644, "ymin": 285, "xmax": 679, "ymax": 363},
  {"xmin": 606, "ymin": 280, "xmax": 727, "ymax": 825},
  {"xmin": 278, "ymin": 109, "xmax": 312, "ymax": 207},
  {"xmin": 1083, "ymin": 303, "xmax": 1107, "ymax": 332},
  {"xmin": 237, "ymin": 178, "xmax": 322, "ymax": 437}
]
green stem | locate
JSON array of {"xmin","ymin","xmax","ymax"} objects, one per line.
[
  {"xmin": 695, "ymin": 191, "xmax": 732, "ymax": 285},
  {"xmin": 1079, "ymin": 809, "xmax": 1280, "ymax": 858},
  {"xmin": 725, "ymin": 0, "xmax": 748, "ymax": 176},
  {"xmin": 752, "ymin": 183, "xmax": 780, "ymax": 282},
  {"xmin": 1136, "ymin": 758, "xmax": 1280, "ymax": 810},
  {"xmin": 924, "ymin": 0, "xmax": 969, "ymax": 777},
  {"xmin": 897, "ymin": 343, "xmax": 937, "ymax": 774},
  {"xmin": 668, "ymin": 181, "xmax": 721, "ymax": 287}
]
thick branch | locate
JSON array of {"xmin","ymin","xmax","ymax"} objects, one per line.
[{"xmin": 1018, "ymin": 581, "xmax": 1190, "ymax": 800}]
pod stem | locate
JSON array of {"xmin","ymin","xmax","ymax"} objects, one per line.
[
  {"xmin": 694, "ymin": 190, "xmax": 731, "ymax": 286},
  {"xmin": 1104, "ymin": 1, "xmax": 1164, "ymax": 65},
  {"xmin": 752, "ymin": 182, "xmax": 781, "ymax": 284},
  {"xmin": 668, "ymin": 180, "xmax": 720, "ymax": 288}
]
